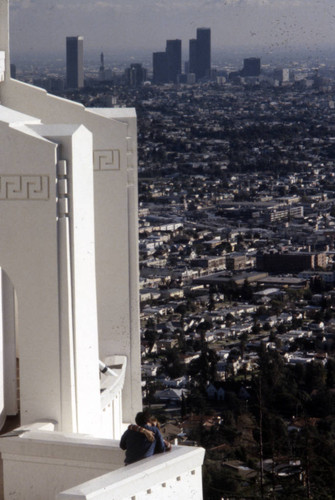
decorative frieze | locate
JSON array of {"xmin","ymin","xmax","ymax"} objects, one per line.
[
  {"xmin": 0, "ymin": 175, "xmax": 49, "ymax": 200},
  {"xmin": 93, "ymin": 150, "xmax": 120, "ymax": 171}
]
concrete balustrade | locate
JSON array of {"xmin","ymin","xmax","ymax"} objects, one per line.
[
  {"xmin": 0, "ymin": 424, "xmax": 204, "ymax": 500},
  {"xmin": 0, "ymin": 426, "xmax": 123, "ymax": 499},
  {"xmin": 56, "ymin": 445, "xmax": 205, "ymax": 500}
]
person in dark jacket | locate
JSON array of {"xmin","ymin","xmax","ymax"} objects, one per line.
[{"xmin": 120, "ymin": 410, "xmax": 167, "ymax": 465}]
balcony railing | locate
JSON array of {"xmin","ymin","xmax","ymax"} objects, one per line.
[{"xmin": 0, "ymin": 423, "xmax": 205, "ymax": 500}]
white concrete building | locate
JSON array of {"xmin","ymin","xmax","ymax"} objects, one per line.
[{"xmin": 0, "ymin": 1, "xmax": 204, "ymax": 498}]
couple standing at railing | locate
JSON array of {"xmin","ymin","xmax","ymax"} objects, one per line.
[{"xmin": 120, "ymin": 409, "xmax": 171, "ymax": 465}]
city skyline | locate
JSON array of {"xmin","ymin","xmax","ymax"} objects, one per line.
[{"xmin": 9, "ymin": 0, "xmax": 335, "ymax": 61}]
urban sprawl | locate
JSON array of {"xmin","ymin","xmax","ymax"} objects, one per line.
[{"xmin": 17, "ymin": 38, "xmax": 335, "ymax": 497}]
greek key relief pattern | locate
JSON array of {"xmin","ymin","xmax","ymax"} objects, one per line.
[
  {"xmin": 93, "ymin": 150, "xmax": 120, "ymax": 171},
  {"xmin": 0, "ymin": 175, "xmax": 49, "ymax": 200}
]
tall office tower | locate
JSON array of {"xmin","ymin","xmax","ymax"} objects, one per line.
[
  {"xmin": 195, "ymin": 27, "xmax": 211, "ymax": 80},
  {"xmin": 189, "ymin": 38, "xmax": 197, "ymax": 75},
  {"xmin": 242, "ymin": 57, "xmax": 261, "ymax": 77},
  {"xmin": 66, "ymin": 36, "xmax": 84, "ymax": 88},
  {"xmin": 166, "ymin": 39, "xmax": 182, "ymax": 83},
  {"xmin": 153, "ymin": 51, "xmax": 168, "ymax": 83}
]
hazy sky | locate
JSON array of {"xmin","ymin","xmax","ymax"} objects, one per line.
[{"xmin": 8, "ymin": 0, "xmax": 335, "ymax": 61}]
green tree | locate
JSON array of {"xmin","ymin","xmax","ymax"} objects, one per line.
[
  {"xmin": 160, "ymin": 348, "xmax": 186, "ymax": 379},
  {"xmin": 305, "ymin": 361, "xmax": 327, "ymax": 392}
]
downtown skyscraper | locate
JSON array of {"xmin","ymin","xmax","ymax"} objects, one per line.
[
  {"xmin": 241, "ymin": 57, "xmax": 261, "ymax": 77},
  {"xmin": 152, "ymin": 51, "xmax": 168, "ymax": 83},
  {"xmin": 189, "ymin": 38, "xmax": 197, "ymax": 75},
  {"xmin": 152, "ymin": 27, "xmax": 211, "ymax": 84},
  {"xmin": 166, "ymin": 39, "xmax": 182, "ymax": 83},
  {"xmin": 153, "ymin": 39, "xmax": 181, "ymax": 84},
  {"xmin": 66, "ymin": 36, "xmax": 84, "ymax": 89},
  {"xmin": 194, "ymin": 28, "xmax": 211, "ymax": 81}
]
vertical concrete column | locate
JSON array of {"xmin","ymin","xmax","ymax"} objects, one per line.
[
  {"xmin": 2, "ymin": 270, "xmax": 17, "ymax": 417},
  {"xmin": 125, "ymin": 117, "xmax": 141, "ymax": 422},
  {"xmin": 69, "ymin": 126, "xmax": 101, "ymax": 433},
  {"xmin": 57, "ymin": 160, "xmax": 77, "ymax": 432},
  {"xmin": 39, "ymin": 125, "xmax": 101, "ymax": 434},
  {"xmin": 0, "ymin": 273, "xmax": 4, "ymax": 429}
]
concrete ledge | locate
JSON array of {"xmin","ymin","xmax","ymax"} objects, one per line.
[
  {"xmin": 0, "ymin": 427, "xmax": 204, "ymax": 500},
  {"xmin": 0, "ymin": 429, "xmax": 123, "ymax": 468},
  {"xmin": 0, "ymin": 428, "xmax": 124, "ymax": 499},
  {"xmin": 57, "ymin": 446, "xmax": 205, "ymax": 500}
]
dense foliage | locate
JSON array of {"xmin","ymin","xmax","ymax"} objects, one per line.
[{"xmin": 199, "ymin": 348, "xmax": 335, "ymax": 499}]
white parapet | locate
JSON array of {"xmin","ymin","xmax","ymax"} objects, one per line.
[
  {"xmin": 0, "ymin": 427, "xmax": 124, "ymax": 499},
  {"xmin": 0, "ymin": 426, "xmax": 205, "ymax": 500},
  {"xmin": 57, "ymin": 446, "xmax": 205, "ymax": 500}
]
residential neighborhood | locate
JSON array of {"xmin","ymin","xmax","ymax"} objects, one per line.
[
  {"xmin": 130, "ymin": 71, "xmax": 335, "ymax": 497},
  {"xmin": 130, "ymin": 74, "xmax": 335, "ymax": 394}
]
